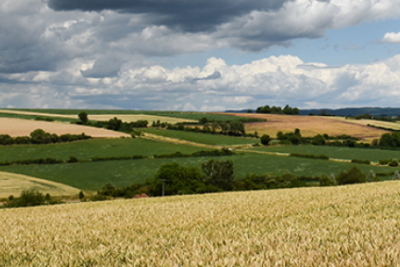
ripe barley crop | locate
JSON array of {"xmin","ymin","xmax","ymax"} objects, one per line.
[{"xmin": 1, "ymin": 181, "xmax": 400, "ymax": 266}]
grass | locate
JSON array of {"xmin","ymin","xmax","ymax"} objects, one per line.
[
  {"xmin": 250, "ymin": 145, "xmax": 400, "ymax": 162},
  {"xmin": 0, "ymin": 138, "xmax": 210, "ymax": 162},
  {"xmin": 1, "ymin": 181, "xmax": 400, "ymax": 266},
  {"xmin": 142, "ymin": 128, "xmax": 259, "ymax": 146},
  {"xmin": 0, "ymin": 152, "xmax": 395, "ymax": 191}
]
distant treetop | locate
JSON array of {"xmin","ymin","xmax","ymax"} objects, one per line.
[{"xmin": 256, "ymin": 104, "xmax": 299, "ymax": 115}]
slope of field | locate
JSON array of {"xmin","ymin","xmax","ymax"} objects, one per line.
[
  {"xmin": 331, "ymin": 117, "xmax": 400, "ymax": 131},
  {"xmin": 1, "ymin": 182, "xmax": 400, "ymax": 266},
  {"xmin": 0, "ymin": 118, "xmax": 130, "ymax": 138},
  {"xmin": 142, "ymin": 128, "xmax": 258, "ymax": 146},
  {"xmin": 0, "ymin": 171, "xmax": 80, "ymax": 198},
  {"xmin": 230, "ymin": 113, "xmax": 389, "ymax": 140},
  {"xmin": 250, "ymin": 145, "xmax": 400, "ymax": 162}
]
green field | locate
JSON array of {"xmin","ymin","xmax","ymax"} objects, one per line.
[
  {"xmin": 0, "ymin": 138, "xmax": 209, "ymax": 162},
  {"xmin": 0, "ymin": 152, "xmax": 395, "ymax": 191},
  {"xmin": 250, "ymin": 145, "xmax": 400, "ymax": 162},
  {"xmin": 142, "ymin": 128, "xmax": 258, "ymax": 146}
]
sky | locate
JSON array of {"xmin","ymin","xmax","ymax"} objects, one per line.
[{"xmin": 1, "ymin": 0, "xmax": 400, "ymax": 111}]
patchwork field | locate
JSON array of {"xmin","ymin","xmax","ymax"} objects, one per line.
[
  {"xmin": 0, "ymin": 171, "xmax": 80, "ymax": 199},
  {"xmin": 0, "ymin": 118, "xmax": 130, "ymax": 138},
  {"xmin": 1, "ymin": 181, "xmax": 400, "ymax": 266},
  {"xmin": 227, "ymin": 113, "xmax": 390, "ymax": 141}
]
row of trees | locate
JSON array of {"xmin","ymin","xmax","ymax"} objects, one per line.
[
  {"xmin": 0, "ymin": 129, "xmax": 91, "ymax": 146},
  {"xmin": 166, "ymin": 121, "xmax": 248, "ymax": 137},
  {"xmin": 91, "ymin": 160, "xmax": 388, "ymax": 201},
  {"xmin": 256, "ymin": 105, "xmax": 300, "ymax": 115}
]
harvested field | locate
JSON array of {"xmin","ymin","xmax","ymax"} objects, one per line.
[
  {"xmin": 0, "ymin": 171, "xmax": 80, "ymax": 198},
  {"xmin": 0, "ymin": 118, "xmax": 130, "ymax": 138},
  {"xmin": 227, "ymin": 113, "xmax": 390, "ymax": 141},
  {"xmin": 1, "ymin": 181, "xmax": 400, "ymax": 266}
]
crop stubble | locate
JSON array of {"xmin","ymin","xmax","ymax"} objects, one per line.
[{"xmin": 1, "ymin": 181, "xmax": 400, "ymax": 266}]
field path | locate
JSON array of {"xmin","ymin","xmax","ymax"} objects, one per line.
[
  {"xmin": 0, "ymin": 171, "xmax": 80, "ymax": 198},
  {"xmin": 0, "ymin": 117, "xmax": 130, "ymax": 138}
]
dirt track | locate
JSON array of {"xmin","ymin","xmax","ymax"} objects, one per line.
[{"xmin": 0, "ymin": 118, "xmax": 130, "ymax": 138}]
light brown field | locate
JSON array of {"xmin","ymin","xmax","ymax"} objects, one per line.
[
  {"xmin": 0, "ymin": 171, "xmax": 80, "ymax": 199},
  {"xmin": 1, "ymin": 181, "xmax": 400, "ymax": 266},
  {"xmin": 227, "ymin": 113, "xmax": 389, "ymax": 141},
  {"xmin": 0, "ymin": 118, "xmax": 131, "ymax": 137}
]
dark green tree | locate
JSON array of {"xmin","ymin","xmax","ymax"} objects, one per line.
[
  {"xmin": 336, "ymin": 166, "xmax": 366, "ymax": 185},
  {"xmin": 78, "ymin": 112, "xmax": 88, "ymax": 124},
  {"xmin": 202, "ymin": 159, "xmax": 234, "ymax": 191},
  {"xmin": 260, "ymin": 134, "xmax": 271, "ymax": 145}
]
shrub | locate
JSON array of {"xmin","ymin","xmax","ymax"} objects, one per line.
[
  {"xmin": 336, "ymin": 166, "xmax": 366, "ymax": 185},
  {"xmin": 319, "ymin": 174, "xmax": 337, "ymax": 186},
  {"xmin": 5, "ymin": 189, "xmax": 46, "ymax": 208},
  {"xmin": 351, "ymin": 159, "xmax": 371, "ymax": 165},
  {"xmin": 388, "ymin": 159, "xmax": 399, "ymax": 167},
  {"xmin": 260, "ymin": 134, "xmax": 271, "ymax": 146}
]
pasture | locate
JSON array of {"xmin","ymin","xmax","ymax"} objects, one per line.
[
  {"xmin": 331, "ymin": 117, "xmax": 400, "ymax": 131},
  {"xmin": 1, "ymin": 181, "xmax": 400, "ymax": 266}
]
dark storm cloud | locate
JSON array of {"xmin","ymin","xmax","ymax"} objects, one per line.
[{"xmin": 47, "ymin": 0, "xmax": 290, "ymax": 32}]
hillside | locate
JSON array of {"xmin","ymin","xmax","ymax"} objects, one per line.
[{"xmin": 1, "ymin": 182, "xmax": 400, "ymax": 266}]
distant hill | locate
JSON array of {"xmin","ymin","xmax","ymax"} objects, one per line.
[{"xmin": 226, "ymin": 107, "xmax": 400, "ymax": 117}]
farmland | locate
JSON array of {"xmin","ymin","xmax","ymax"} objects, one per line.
[{"xmin": 1, "ymin": 181, "xmax": 400, "ymax": 266}]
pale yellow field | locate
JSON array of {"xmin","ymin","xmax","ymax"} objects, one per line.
[
  {"xmin": 331, "ymin": 117, "xmax": 400, "ymax": 131},
  {"xmin": 0, "ymin": 171, "xmax": 80, "ymax": 198},
  {"xmin": 0, "ymin": 118, "xmax": 130, "ymax": 138},
  {"xmin": 1, "ymin": 181, "xmax": 400, "ymax": 266}
]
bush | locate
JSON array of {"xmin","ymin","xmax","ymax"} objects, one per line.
[
  {"xmin": 319, "ymin": 174, "xmax": 337, "ymax": 186},
  {"xmin": 351, "ymin": 159, "xmax": 371, "ymax": 165},
  {"xmin": 260, "ymin": 134, "xmax": 271, "ymax": 146},
  {"xmin": 388, "ymin": 159, "xmax": 399, "ymax": 167},
  {"xmin": 5, "ymin": 189, "xmax": 46, "ymax": 208},
  {"xmin": 336, "ymin": 166, "xmax": 366, "ymax": 185}
]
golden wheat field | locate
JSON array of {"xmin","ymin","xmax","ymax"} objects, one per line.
[{"xmin": 1, "ymin": 182, "xmax": 400, "ymax": 266}]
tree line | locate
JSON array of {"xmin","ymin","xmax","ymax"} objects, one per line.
[
  {"xmin": 256, "ymin": 104, "xmax": 299, "ymax": 115},
  {"xmin": 0, "ymin": 129, "xmax": 91, "ymax": 146}
]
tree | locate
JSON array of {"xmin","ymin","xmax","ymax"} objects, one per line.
[
  {"xmin": 336, "ymin": 166, "xmax": 366, "ymax": 185},
  {"xmin": 78, "ymin": 112, "xmax": 88, "ymax": 124},
  {"xmin": 202, "ymin": 160, "xmax": 234, "ymax": 191},
  {"xmin": 260, "ymin": 134, "xmax": 271, "ymax": 145},
  {"xmin": 154, "ymin": 163, "xmax": 205, "ymax": 195}
]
